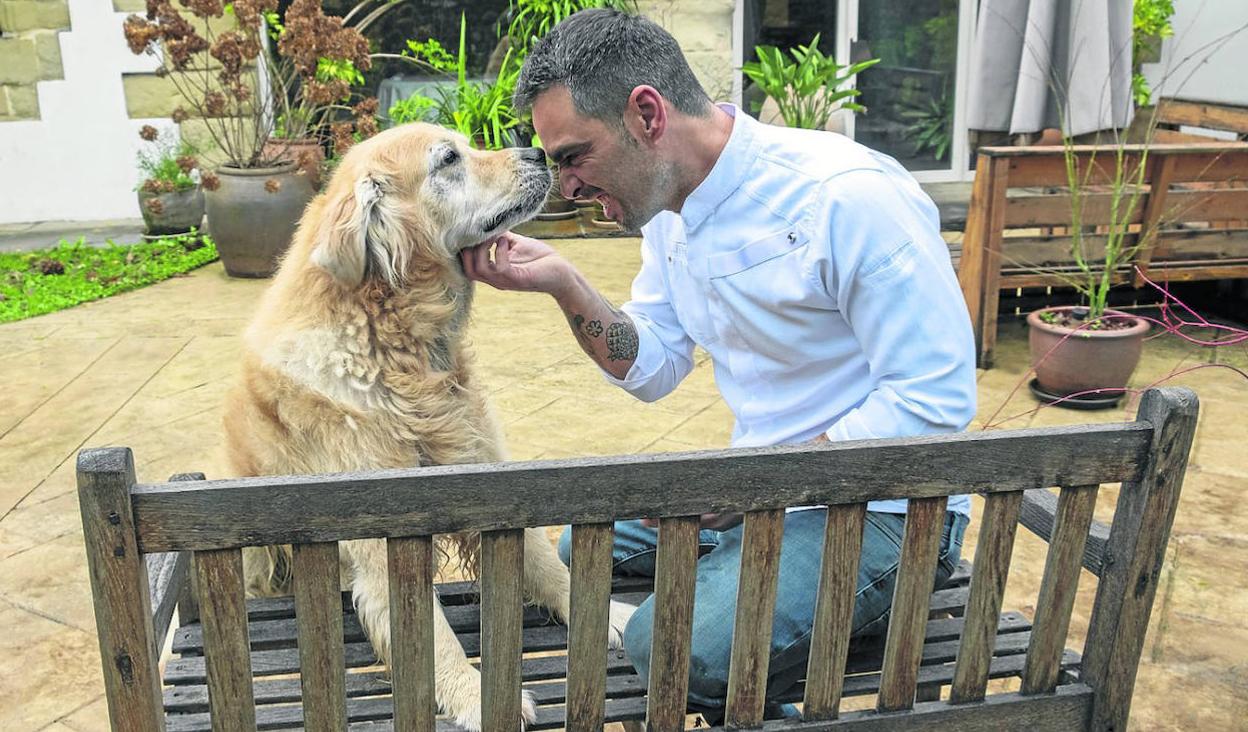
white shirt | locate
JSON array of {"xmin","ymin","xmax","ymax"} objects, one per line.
[{"xmin": 604, "ymin": 106, "xmax": 976, "ymax": 516}]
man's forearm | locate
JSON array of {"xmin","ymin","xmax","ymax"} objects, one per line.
[{"xmin": 552, "ymin": 271, "xmax": 639, "ymax": 380}]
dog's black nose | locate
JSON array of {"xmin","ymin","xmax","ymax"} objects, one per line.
[{"xmin": 520, "ymin": 147, "xmax": 546, "ymax": 164}]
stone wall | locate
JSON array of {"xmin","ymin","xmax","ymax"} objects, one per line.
[
  {"xmin": 0, "ymin": 0, "xmax": 70, "ymax": 120},
  {"xmin": 640, "ymin": 0, "xmax": 737, "ymax": 102}
]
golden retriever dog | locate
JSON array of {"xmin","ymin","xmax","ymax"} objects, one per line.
[{"xmin": 222, "ymin": 123, "xmax": 635, "ymax": 729}]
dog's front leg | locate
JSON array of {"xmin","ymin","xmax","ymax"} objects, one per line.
[
  {"xmin": 522, "ymin": 527, "xmax": 636, "ymax": 649},
  {"xmin": 344, "ymin": 538, "xmax": 536, "ymax": 731}
]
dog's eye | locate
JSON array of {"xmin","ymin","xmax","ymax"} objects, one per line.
[{"xmin": 439, "ymin": 148, "xmax": 460, "ymax": 168}]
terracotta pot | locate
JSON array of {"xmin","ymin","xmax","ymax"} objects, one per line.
[
  {"xmin": 136, "ymin": 186, "xmax": 204, "ymax": 236},
  {"xmin": 205, "ymin": 162, "xmax": 315, "ymax": 278},
  {"xmin": 263, "ymin": 137, "xmax": 325, "ymax": 190},
  {"xmin": 1027, "ymin": 307, "xmax": 1150, "ymax": 397}
]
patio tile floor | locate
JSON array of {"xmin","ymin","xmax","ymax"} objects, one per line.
[{"xmin": 0, "ymin": 237, "xmax": 1244, "ymax": 730}]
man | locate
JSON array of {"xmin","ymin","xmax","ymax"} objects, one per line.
[{"xmin": 461, "ymin": 8, "xmax": 975, "ymax": 717}]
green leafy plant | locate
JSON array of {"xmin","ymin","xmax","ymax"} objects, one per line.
[
  {"xmin": 742, "ymin": 34, "xmax": 880, "ymax": 130},
  {"xmin": 0, "ymin": 236, "xmax": 219, "ymax": 323},
  {"xmin": 504, "ymin": 0, "xmax": 637, "ymax": 60},
  {"xmin": 388, "ymin": 94, "xmax": 437, "ymax": 125},
  {"xmin": 136, "ymin": 127, "xmax": 199, "ymax": 194},
  {"xmin": 901, "ymin": 87, "xmax": 954, "ymax": 161},
  {"xmin": 1131, "ymin": 0, "xmax": 1176, "ymax": 106}
]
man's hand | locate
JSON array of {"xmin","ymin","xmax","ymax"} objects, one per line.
[{"xmin": 460, "ymin": 232, "xmax": 573, "ymax": 296}]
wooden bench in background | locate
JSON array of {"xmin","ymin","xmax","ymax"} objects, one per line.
[
  {"xmin": 957, "ymin": 143, "xmax": 1248, "ymax": 367},
  {"xmin": 79, "ymin": 387, "xmax": 1197, "ymax": 731}
]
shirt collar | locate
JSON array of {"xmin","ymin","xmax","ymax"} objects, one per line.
[{"xmin": 679, "ymin": 104, "xmax": 760, "ymax": 231}]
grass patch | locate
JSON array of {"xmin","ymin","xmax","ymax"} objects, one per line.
[{"xmin": 0, "ymin": 234, "xmax": 219, "ymax": 324}]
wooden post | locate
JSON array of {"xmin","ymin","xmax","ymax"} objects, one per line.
[
  {"xmin": 1131, "ymin": 153, "xmax": 1178, "ymax": 287},
  {"xmin": 480, "ymin": 529, "xmax": 525, "ymax": 732},
  {"xmin": 388, "ymin": 535, "xmax": 437, "ymax": 731},
  {"xmin": 193, "ymin": 548, "xmax": 257, "ymax": 731},
  {"xmin": 950, "ymin": 490, "xmax": 1024, "ymax": 703},
  {"xmin": 566, "ymin": 523, "xmax": 615, "ymax": 732},
  {"xmin": 725, "ymin": 509, "xmax": 785, "ymax": 727},
  {"xmin": 291, "ymin": 542, "xmax": 348, "ymax": 732},
  {"xmin": 1082, "ymin": 388, "xmax": 1198, "ymax": 731},
  {"xmin": 958, "ymin": 154, "xmax": 1011, "ymax": 368},
  {"xmin": 802, "ymin": 503, "xmax": 867, "ymax": 720},
  {"xmin": 78, "ymin": 447, "xmax": 167, "ymax": 731}
]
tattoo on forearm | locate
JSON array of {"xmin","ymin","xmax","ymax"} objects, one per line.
[
  {"xmin": 605, "ymin": 321, "xmax": 639, "ymax": 361},
  {"xmin": 585, "ymin": 319, "xmax": 603, "ymax": 337},
  {"xmin": 569, "ymin": 313, "xmax": 596, "ymax": 355}
]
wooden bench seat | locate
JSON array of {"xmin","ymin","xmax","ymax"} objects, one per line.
[
  {"xmin": 155, "ymin": 562, "xmax": 1077, "ymax": 731},
  {"xmin": 80, "ymin": 388, "xmax": 1197, "ymax": 731}
]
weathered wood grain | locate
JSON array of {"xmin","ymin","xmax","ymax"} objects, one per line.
[
  {"xmin": 645, "ymin": 516, "xmax": 700, "ymax": 731},
  {"xmin": 1019, "ymin": 487, "xmax": 1112, "ymax": 578},
  {"xmin": 1022, "ymin": 485, "xmax": 1099, "ymax": 695},
  {"xmin": 566, "ymin": 523, "xmax": 614, "ymax": 732},
  {"xmin": 950, "ymin": 491, "xmax": 1024, "ymax": 703},
  {"xmin": 802, "ymin": 503, "xmax": 867, "ymax": 720},
  {"xmin": 1132, "ymin": 154, "xmax": 1180, "ymax": 285},
  {"xmin": 480, "ymin": 529, "xmax": 525, "ymax": 731},
  {"xmin": 387, "ymin": 535, "xmax": 436, "ymax": 731},
  {"xmin": 292, "ymin": 541, "xmax": 347, "ymax": 731},
  {"xmin": 131, "ymin": 424, "xmax": 1151, "ymax": 552},
  {"xmin": 1155, "ymin": 99, "xmax": 1248, "ymax": 135},
  {"xmin": 878, "ymin": 497, "xmax": 948, "ymax": 712},
  {"xmin": 726, "ymin": 509, "xmax": 786, "ymax": 727},
  {"xmin": 148, "ymin": 473, "xmax": 203, "ymax": 655},
  {"xmin": 192, "ymin": 547, "xmax": 256, "ymax": 731},
  {"xmin": 1083, "ymin": 389, "xmax": 1198, "ymax": 731},
  {"xmin": 77, "ymin": 447, "xmax": 167, "ymax": 731}
]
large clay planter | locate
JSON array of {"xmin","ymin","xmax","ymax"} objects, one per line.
[
  {"xmin": 263, "ymin": 137, "xmax": 325, "ymax": 190},
  {"xmin": 1028, "ymin": 306, "xmax": 1150, "ymax": 397},
  {"xmin": 136, "ymin": 187, "xmax": 204, "ymax": 236},
  {"xmin": 205, "ymin": 162, "xmax": 315, "ymax": 278}
]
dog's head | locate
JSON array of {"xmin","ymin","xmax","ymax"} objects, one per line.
[{"xmin": 308, "ymin": 123, "xmax": 551, "ymax": 288}]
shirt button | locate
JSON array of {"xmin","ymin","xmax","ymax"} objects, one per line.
[{"xmin": 787, "ymin": 231, "xmax": 797, "ymax": 243}]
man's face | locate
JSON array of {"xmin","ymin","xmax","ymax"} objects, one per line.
[{"xmin": 531, "ymin": 86, "xmax": 675, "ymax": 231}]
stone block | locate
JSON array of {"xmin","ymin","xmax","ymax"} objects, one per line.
[
  {"xmin": 113, "ymin": 0, "xmax": 146, "ymax": 12},
  {"xmin": 122, "ymin": 72, "xmax": 182, "ymax": 118},
  {"xmin": 32, "ymin": 29, "xmax": 62, "ymax": 80},
  {"xmin": 0, "ymin": 36, "xmax": 39, "ymax": 85},
  {"xmin": 3, "ymin": 82, "xmax": 38, "ymax": 118},
  {"xmin": 0, "ymin": 0, "xmax": 70, "ymax": 33}
]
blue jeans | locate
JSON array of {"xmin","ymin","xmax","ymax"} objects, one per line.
[{"xmin": 556, "ymin": 509, "xmax": 968, "ymax": 711}]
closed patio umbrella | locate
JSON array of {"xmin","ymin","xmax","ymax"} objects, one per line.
[{"xmin": 968, "ymin": 0, "xmax": 1134, "ymax": 137}]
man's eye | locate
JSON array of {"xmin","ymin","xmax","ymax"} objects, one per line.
[{"xmin": 440, "ymin": 148, "xmax": 460, "ymax": 168}]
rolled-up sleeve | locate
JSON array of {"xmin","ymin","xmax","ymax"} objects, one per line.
[
  {"xmin": 600, "ymin": 237, "xmax": 696, "ymax": 402},
  {"xmin": 819, "ymin": 171, "xmax": 978, "ymax": 441}
]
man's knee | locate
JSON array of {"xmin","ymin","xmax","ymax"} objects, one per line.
[
  {"xmin": 622, "ymin": 599, "xmax": 654, "ymax": 678},
  {"xmin": 555, "ymin": 525, "xmax": 572, "ymax": 567}
]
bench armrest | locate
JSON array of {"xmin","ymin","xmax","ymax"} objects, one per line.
[{"xmin": 1019, "ymin": 489, "xmax": 1111, "ymax": 576}]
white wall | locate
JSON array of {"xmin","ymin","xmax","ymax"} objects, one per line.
[
  {"xmin": 1142, "ymin": 0, "xmax": 1248, "ymax": 107},
  {"xmin": 0, "ymin": 0, "xmax": 172, "ymax": 224}
]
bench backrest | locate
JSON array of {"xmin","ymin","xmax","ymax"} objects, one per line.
[
  {"xmin": 78, "ymin": 387, "xmax": 1197, "ymax": 731},
  {"xmin": 957, "ymin": 142, "xmax": 1248, "ymax": 367}
]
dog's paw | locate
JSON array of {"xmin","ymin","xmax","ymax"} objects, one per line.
[
  {"xmin": 607, "ymin": 599, "xmax": 637, "ymax": 650},
  {"xmin": 450, "ymin": 689, "xmax": 538, "ymax": 731}
]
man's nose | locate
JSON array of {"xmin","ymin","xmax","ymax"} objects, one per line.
[
  {"xmin": 559, "ymin": 169, "xmax": 583, "ymax": 200},
  {"xmin": 519, "ymin": 147, "xmax": 545, "ymax": 164}
]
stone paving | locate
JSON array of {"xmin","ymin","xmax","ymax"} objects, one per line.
[{"xmin": 0, "ymin": 237, "xmax": 1244, "ymax": 730}]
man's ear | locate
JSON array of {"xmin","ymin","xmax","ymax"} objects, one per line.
[
  {"xmin": 311, "ymin": 175, "xmax": 386, "ymax": 287},
  {"xmin": 625, "ymin": 85, "xmax": 667, "ymax": 145}
]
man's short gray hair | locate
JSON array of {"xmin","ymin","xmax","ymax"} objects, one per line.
[{"xmin": 514, "ymin": 8, "xmax": 712, "ymax": 123}]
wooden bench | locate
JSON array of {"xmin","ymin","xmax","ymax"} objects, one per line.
[
  {"xmin": 957, "ymin": 142, "xmax": 1248, "ymax": 367},
  {"xmin": 79, "ymin": 387, "xmax": 1197, "ymax": 731}
]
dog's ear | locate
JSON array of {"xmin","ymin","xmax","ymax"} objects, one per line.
[{"xmin": 311, "ymin": 174, "xmax": 395, "ymax": 287}]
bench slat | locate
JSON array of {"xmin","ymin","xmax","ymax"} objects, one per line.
[
  {"xmin": 566, "ymin": 523, "xmax": 614, "ymax": 731},
  {"xmin": 130, "ymin": 424, "xmax": 1151, "ymax": 553},
  {"xmin": 950, "ymin": 491, "xmax": 1024, "ymax": 703},
  {"xmin": 1023, "ymin": 484, "xmax": 1100, "ymax": 695},
  {"xmin": 387, "ymin": 536, "xmax": 436, "ymax": 731},
  {"xmin": 291, "ymin": 542, "xmax": 347, "ymax": 732},
  {"xmin": 726, "ymin": 508, "xmax": 786, "ymax": 726},
  {"xmin": 878, "ymin": 497, "xmax": 948, "ymax": 712},
  {"xmin": 645, "ymin": 516, "xmax": 700, "ymax": 730},
  {"xmin": 802, "ymin": 503, "xmax": 867, "ymax": 720},
  {"xmin": 480, "ymin": 529, "xmax": 526, "ymax": 730},
  {"xmin": 193, "ymin": 548, "xmax": 256, "ymax": 731}
]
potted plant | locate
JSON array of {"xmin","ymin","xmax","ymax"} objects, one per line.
[
  {"xmin": 1025, "ymin": 141, "xmax": 1154, "ymax": 406},
  {"xmin": 123, "ymin": 0, "xmax": 373, "ymax": 278},
  {"xmin": 742, "ymin": 34, "xmax": 879, "ymax": 131},
  {"xmin": 135, "ymin": 125, "xmax": 204, "ymax": 237}
]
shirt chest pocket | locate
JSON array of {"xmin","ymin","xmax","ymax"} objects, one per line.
[{"xmin": 706, "ymin": 229, "xmax": 815, "ymax": 307}]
